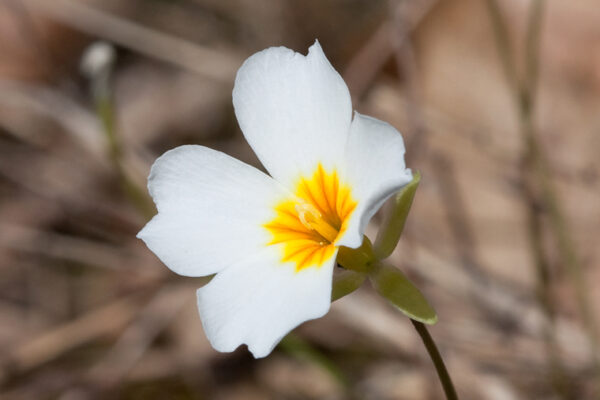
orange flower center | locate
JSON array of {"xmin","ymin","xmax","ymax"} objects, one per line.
[{"xmin": 264, "ymin": 164, "xmax": 357, "ymax": 271}]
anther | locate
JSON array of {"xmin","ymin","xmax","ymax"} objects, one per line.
[
  {"xmin": 295, "ymin": 203, "xmax": 321, "ymax": 229},
  {"xmin": 295, "ymin": 202, "xmax": 339, "ymax": 243}
]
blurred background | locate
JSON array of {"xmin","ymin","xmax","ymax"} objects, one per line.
[{"xmin": 1, "ymin": 0, "xmax": 599, "ymax": 399}]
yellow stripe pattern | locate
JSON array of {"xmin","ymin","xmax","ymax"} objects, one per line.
[{"xmin": 264, "ymin": 164, "xmax": 356, "ymax": 272}]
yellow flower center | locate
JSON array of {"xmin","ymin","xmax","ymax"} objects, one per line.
[{"xmin": 264, "ymin": 164, "xmax": 357, "ymax": 271}]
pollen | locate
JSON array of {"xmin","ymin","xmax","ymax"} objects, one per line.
[{"xmin": 264, "ymin": 164, "xmax": 357, "ymax": 271}]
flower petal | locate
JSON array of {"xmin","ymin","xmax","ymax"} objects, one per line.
[
  {"xmin": 232, "ymin": 41, "xmax": 352, "ymax": 189},
  {"xmin": 197, "ymin": 246, "xmax": 336, "ymax": 358},
  {"xmin": 137, "ymin": 145, "xmax": 288, "ymax": 277},
  {"xmin": 336, "ymin": 113, "xmax": 413, "ymax": 248}
]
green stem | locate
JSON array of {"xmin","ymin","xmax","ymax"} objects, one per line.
[
  {"xmin": 487, "ymin": 0, "xmax": 599, "ymax": 395},
  {"xmin": 96, "ymin": 97, "xmax": 155, "ymax": 219},
  {"xmin": 524, "ymin": 1, "xmax": 600, "ymax": 379},
  {"xmin": 484, "ymin": 0, "xmax": 522, "ymax": 108},
  {"xmin": 279, "ymin": 333, "xmax": 348, "ymax": 387},
  {"xmin": 411, "ymin": 320, "xmax": 458, "ymax": 400}
]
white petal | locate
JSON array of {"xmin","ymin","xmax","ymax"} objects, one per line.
[
  {"xmin": 137, "ymin": 145, "xmax": 288, "ymax": 277},
  {"xmin": 233, "ymin": 41, "xmax": 352, "ymax": 189},
  {"xmin": 197, "ymin": 246, "xmax": 336, "ymax": 358},
  {"xmin": 336, "ymin": 113, "xmax": 413, "ymax": 248}
]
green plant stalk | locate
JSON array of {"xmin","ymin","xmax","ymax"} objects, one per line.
[
  {"xmin": 487, "ymin": 0, "xmax": 599, "ymax": 394},
  {"xmin": 333, "ymin": 172, "xmax": 454, "ymax": 396},
  {"xmin": 527, "ymin": 116, "xmax": 600, "ymax": 381},
  {"xmin": 411, "ymin": 320, "xmax": 458, "ymax": 400},
  {"xmin": 96, "ymin": 97, "xmax": 155, "ymax": 219},
  {"xmin": 523, "ymin": 1, "xmax": 600, "ymax": 379},
  {"xmin": 279, "ymin": 333, "xmax": 348, "ymax": 387},
  {"xmin": 522, "ymin": 168, "xmax": 573, "ymax": 398},
  {"xmin": 486, "ymin": 1, "xmax": 570, "ymax": 396},
  {"xmin": 484, "ymin": 0, "xmax": 522, "ymax": 106}
]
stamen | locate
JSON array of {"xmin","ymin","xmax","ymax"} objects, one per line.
[
  {"xmin": 295, "ymin": 203, "xmax": 320, "ymax": 228},
  {"xmin": 295, "ymin": 203, "xmax": 339, "ymax": 243}
]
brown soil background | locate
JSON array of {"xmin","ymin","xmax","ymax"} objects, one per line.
[{"xmin": 0, "ymin": 0, "xmax": 599, "ymax": 399}]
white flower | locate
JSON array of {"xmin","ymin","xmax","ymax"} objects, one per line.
[
  {"xmin": 80, "ymin": 41, "xmax": 116, "ymax": 78},
  {"xmin": 137, "ymin": 41, "xmax": 412, "ymax": 358}
]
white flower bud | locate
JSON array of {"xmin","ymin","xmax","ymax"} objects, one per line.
[{"xmin": 80, "ymin": 41, "xmax": 116, "ymax": 78}]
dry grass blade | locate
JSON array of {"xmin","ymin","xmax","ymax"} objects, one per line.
[
  {"xmin": 0, "ymin": 0, "xmax": 599, "ymax": 398},
  {"xmin": 22, "ymin": 0, "xmax": 243, "ymax": 82},
  {"xmin": 0, "ymin": 291, "xmax": 151, "ymax": 385}
]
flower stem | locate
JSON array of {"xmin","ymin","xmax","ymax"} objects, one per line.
[
  {"xmin": 411, "ymin": 320, "xmax": 458, "ymax": 400},
  {"xmin": 96, "ymin": 96, "xmax": 155, "ymax": 219},
  {"xmin": 487, "ymin": 0, "xmax": 599, "ymax": 395}
]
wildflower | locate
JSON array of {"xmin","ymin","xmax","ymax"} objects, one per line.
[
  {"xmin": 138, "ymin": 41, "xmax": 412, "ymax": 358},
  {"xmin": 80, "ymin": 41, "xmax": 115, "ymax": 79}
]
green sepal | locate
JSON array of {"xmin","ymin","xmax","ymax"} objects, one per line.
[
  {"xmin": 369, "ymin": 262, "xmax": 437, "ymax": 324},
  {"xmin": 336, "ymin": 237, "xmax": 376, "ymax": 273},
  {"xmin": 331, "ymin": 268, "xmax": 367, "ymax": 302},
  {"xmin": 373, "ymin": 171, "xmax": 421, "ymax": 260}
]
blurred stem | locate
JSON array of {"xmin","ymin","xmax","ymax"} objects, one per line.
[
  {"xmin": 524, "ymin": 0, "xmax": 543, "ymax": 113},
  {"xmin": 524, "ymin": 0, "xmax": 600, "ymax": 380},
  {"xmin": 521, "ymin": 1, "xmax": 574, "ymax": 397},
  {"xmin": 523, "ymin": 174, "xmax": 573, "ymax": 397},
  {"xmin": 484, "ymin": 0, "xmax": 522, "ymax": 109},
  {"xmin": 411, "ymin": 320, "xmax": 458, "ymax": 400},
  {"xmin": 487, "ymin": 0, "xmax": 599, "ymax": 395},
  {"xmin": 96, "ymin": 96, "xmax": 155, "ymax": 219},
  {"xmin": 278, "ymin": 333, "xmax": 348, "ymax": 388}
]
